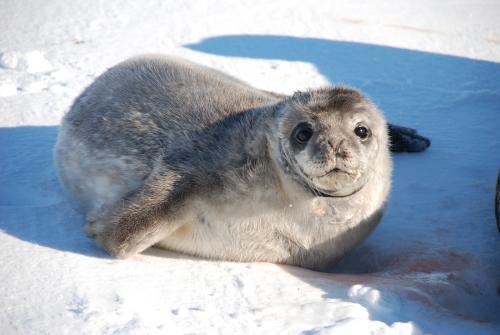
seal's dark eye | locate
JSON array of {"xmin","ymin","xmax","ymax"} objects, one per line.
[
  {"xmin": 292, "ymin": 122, "xmax": 313, "ymax": 145},
  {"xmin": 354, "ymin": 125, "xmax": 370, "ymax": 140}
]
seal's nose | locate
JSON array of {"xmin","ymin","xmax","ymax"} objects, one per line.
[
  {"xmin": 336, "ymin": 139, "xmax": 349, "ymax": 159},
  {"xmin": 327, "ymin": 138, "xmax": 348, "ymax": 159}
]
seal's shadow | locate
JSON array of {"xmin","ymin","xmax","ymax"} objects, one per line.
[
  {"xmin": 185, "ymin": 35, "xmax": 500, "ymax": 324},
  {"xmin": 185, "ymin": 35, "xmax": 499, "ymax": 127},
  {"xmin": 0, "ymin": 126, "xmax": 106, "ymax": 257}
]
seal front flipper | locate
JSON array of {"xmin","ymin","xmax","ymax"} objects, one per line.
[
  {"xmin": 85, "ymin": 169, "xmax": 189, "ymax": 258},
  {"xmin": 388, "ymin": 123, "xmax": 431, "ymax": 153}
]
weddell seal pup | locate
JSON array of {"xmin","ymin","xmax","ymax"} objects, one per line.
[{"xmin": 55, "ymin": 55, "xmax": 395, "ymax": 270}]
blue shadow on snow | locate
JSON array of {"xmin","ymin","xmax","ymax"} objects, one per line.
[{"xmin": 0, "ymin": 126, "xmax": 106, "ymax": 257}]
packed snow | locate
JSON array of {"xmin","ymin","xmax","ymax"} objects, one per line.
[{"xmin": 1, "ymin": 0, "xmax": 499, "ymax": 334}]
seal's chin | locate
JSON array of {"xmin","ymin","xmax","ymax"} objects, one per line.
[{"xmin": 307, "ymin": 181, "xmax": 366, "ymax": 198}]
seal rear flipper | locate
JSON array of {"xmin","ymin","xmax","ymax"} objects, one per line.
[{"xmin": 388, "ymin": 123, "xmax": 431, "ymax": 153}]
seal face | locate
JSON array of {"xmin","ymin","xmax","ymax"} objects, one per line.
[
  {"xmin": 277, "ymin": 89, "xmax": 384, "ymax": 199},
  {"xmin": 55, "ymin": 55, "xmax": 392, "ymax": 270}
]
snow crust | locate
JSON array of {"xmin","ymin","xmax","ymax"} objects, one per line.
[{"xmin": 1, "ymin": 0, "xmax": 499, "ymax": 334}]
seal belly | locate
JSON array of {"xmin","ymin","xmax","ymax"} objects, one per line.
[{"xmin": 155, "ymin": 209, "xmax": 292, "ymax": 263}]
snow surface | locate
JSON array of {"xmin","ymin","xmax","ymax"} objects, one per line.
[{"xmin": 1, "ymin": 0, "xmax": 499, "ymax": 334}]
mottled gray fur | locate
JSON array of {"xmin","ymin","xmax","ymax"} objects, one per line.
[{"xmin": 55, "ymin": 55, "xmax": 392, "ymax": 270}]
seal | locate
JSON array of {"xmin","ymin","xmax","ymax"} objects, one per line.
[{"xmin": 55, "ymin": 55, "xmax": 392, "ymax": 270}]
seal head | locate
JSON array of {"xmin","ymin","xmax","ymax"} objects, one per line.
[{"xmin": 275, "ymin": 87, "xmax": 387, "ymax": 198}]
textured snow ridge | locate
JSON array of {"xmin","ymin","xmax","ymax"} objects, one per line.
[{"xmin": 1, "ymin": 0, "xmax": 499, "ymax": 334}]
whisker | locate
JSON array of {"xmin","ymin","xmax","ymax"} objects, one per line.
[{"xmin": 281, "ymin": 145, "xmax": 321, "ymax": 197}]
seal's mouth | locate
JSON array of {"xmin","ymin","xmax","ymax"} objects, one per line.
[
  {"xmin": 300, "ymin": 165, "xmax": 366, "ymax": 198},
  {"xmin": 319, "ymin": 167, "xmax": 354, "ymax": 178},
  {"xmin": 307, "ymin": 182, "xmax": 365, "ymax": 198},
  {"xmin": 279, "ymin": 141, "xmax": 365, "ymax": 198}
]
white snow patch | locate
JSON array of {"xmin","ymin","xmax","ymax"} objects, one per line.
[
  {"xmin": 0, "ymin": 80, "xmax": 17, "ymax": 97},
  {"xmin": 23, "ymin": 80, "xmax": 47, "ymax": 93},
  {"xmin": 23, "ymin": 51, "xmax": 53, "ymax": 73},
  {"xmin": 0, "ymin": 50, "xmax": 54, "ymax": 73}
]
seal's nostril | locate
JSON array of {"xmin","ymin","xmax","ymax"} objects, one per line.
[
  {"xmin": 327, "ymin": 139, "xmax": 335, "ymax": 149},
  {"xmin": 335, "ymin": 139, "xmax": 348, "ymax": 159}
]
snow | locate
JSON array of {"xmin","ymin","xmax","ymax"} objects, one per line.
[{"xmin": 1, "ymin": 0, "xmax": 499, "ymax": 334}]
